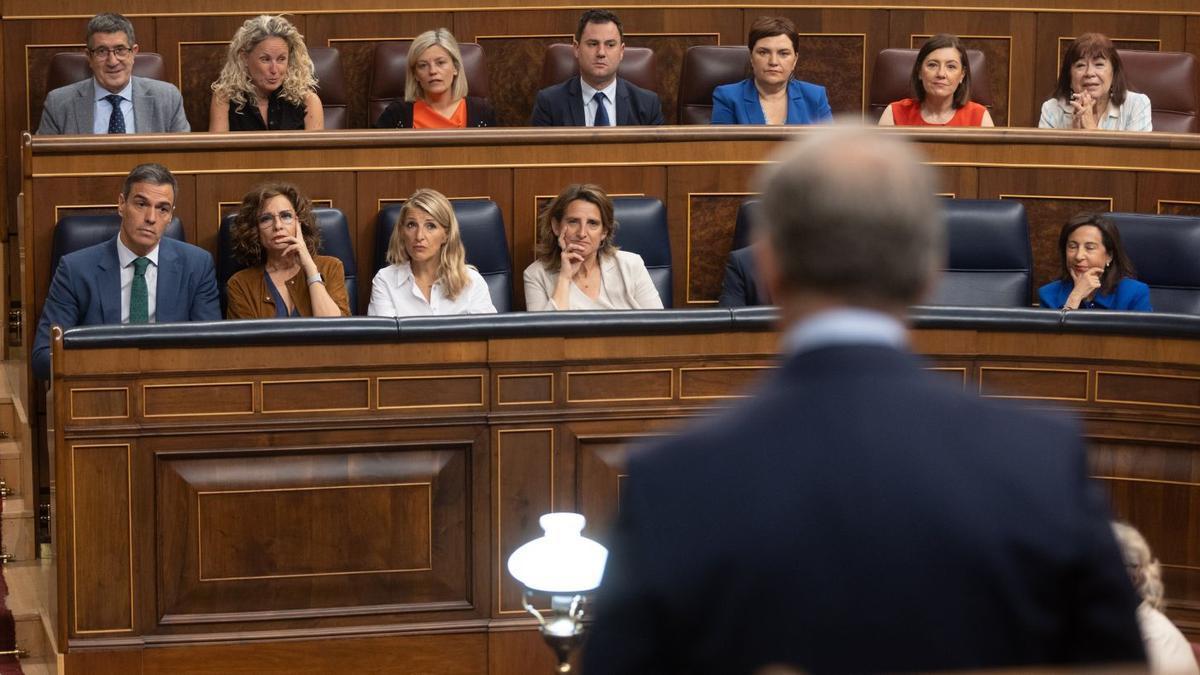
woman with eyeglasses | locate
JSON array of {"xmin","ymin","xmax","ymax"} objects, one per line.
[{"xmin": 225, "ymin": 182, "xmax": 349, "ymax": 318}]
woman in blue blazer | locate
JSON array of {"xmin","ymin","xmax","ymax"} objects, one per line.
[
  {"xmin": 711, "ymin": 16, "xmax": 832, "ymax": 125},
  {"xmin": 1038, "ymin": 213, "xmax": 1152, "ymax": 311}
]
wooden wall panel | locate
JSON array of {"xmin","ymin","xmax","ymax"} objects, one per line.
[
  {"xmin": 494, "ymin": 426, "xmax": 554, "ymax": 616},
  {"xmin": 69, "ymin": 442, "xmax": 134, "ymax": 634},
  {"xmin": 666, "ymin": 163, "xmax": 758, "ymax": 307},
  {"xmin": 1135, "ymin": 173, "xmax": 1200, "ymax": 215}
]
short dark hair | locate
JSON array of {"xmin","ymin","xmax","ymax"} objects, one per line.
[
  {"xmin": 230, "ymin": 183, "xmax": 321, "ymax": 267},
  {"xmin": 1054, "ymin": 33, "xmax": 1130, "ymax": 107},
  {"xmin": 575, "ymin": 9, "xmax": 623, "ymax": 42},
  {"xmin": 1055, "ymin": 213, "xmax": 1137, "ymax": 296},
  {"xmin": 122, "ymin": 163, "xmax": 177, "ymax": 201},
  {"xmin": 911, "ymin": 34, "xmax": 972, "ymax": 109},
  {"xmin": 535, "ymin": 183, "xmax": 619, "ymax": 272},
  {"xmin": 87, "ymin": 13, "xmax": 135, "ymax": 48},
  {"xmin": 747, "ymin": 16, "xmax": 798, "ymax": 53}
]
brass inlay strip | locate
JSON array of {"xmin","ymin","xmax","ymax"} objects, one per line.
[
  {"xmin": 1157, "ymin": 199, "xmax": 1200, "ymax": 214},
  {"xmin": 566, "ymin": 368, "xmax": 674, "ymax": 403},
  {"xmin": 977, "ymin": 365, "xmax": 1090, "ymax": 402},
  {"xmin": 260, "ymin": 377, "xmax": 371, "ymax": 413},
  {"xmin": 69, "ymin": 387, "xmax": 130, "ymax": 421},
  {"xmin": 678, "ymin": 365, "xmax": 772, "ymax": 399},
  {"xmin": 376, "ymin": 374, "xmax": 485, "ymax": 409},
  {"xmin": 496, "ymin": 372, "xmax": 555, "ymax": 406},
  {"xmin": 927, "ymin": 367, "xmax": 968, "ymax": 389},
  {"xmin": 496, "ymin": 427, "xmax": 555, "ymax": 615},
  {"xmin": 1094, "ymin": 370, "xmax": 1200, "ymax": 411},
  {"xmin": 53, "ymin": 203, "xmax": 117, "ymax": 223},
  {"xmin": 142, "ymin": 380, "xmax": 255, "ymax": 417},
  {"xmin": 71, "ymin": 443, "xmax": 134, "ymax": 634},
  {"xmin": 1094, "ymin": 475, "xmax": 1200, "ymax": 489}
]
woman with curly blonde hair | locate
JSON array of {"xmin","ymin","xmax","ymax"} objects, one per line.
[
  {"xmin": 367, "ymin": 188, "xmax": 496, "ymax": 316},
  {"xmin": 209, "ymin": 15, "xmax": 323, "ymax": 131},
  {"xmin": 1112, "ymin": 522, "xmax": 1199, "ymax": 674}
]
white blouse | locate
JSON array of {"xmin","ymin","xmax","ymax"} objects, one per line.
[{"xmin": 367, "ymin": 262, "xmax": 497, "ymax": 317}]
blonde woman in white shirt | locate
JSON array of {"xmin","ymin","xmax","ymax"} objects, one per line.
[
  {"xmin": 367, "ymin": 188, "xmax": 497, "ymax": 317},
  {"xmin": 523, "ymin": 183, "xmax": 663, "ymax": 311}
]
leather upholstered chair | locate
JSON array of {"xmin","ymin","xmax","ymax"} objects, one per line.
[
  {"xmin": 366, "ymin": 41, "xmax": 490, "ymax": 126},
  {"xmin": 45, "ymin": 52, "xmax": 167, "ymax": 93},
  {"xmin": 611, "ymin": 197, "xmax": 672, "ymax": 308},
  {"xmin": 868, "ymin": 48, "xmax": 993, "ymax": 122},
  {"xmin": 50, "ymin": 214, "xmax": 185, "ymax": 281},
  {"xmin": 218, "ymin": 208, "xmax": 358, "ymax": 314},
  {"xmin": 309, "ymin": 47, "xmax": 348, "ymax": 129},
  {"xmin": 1106, "ymin": 212, "xmax": 1200, "ymax": 314},
  {"xmin": 539, "ymin": 43, "xmax": 657, "ymax": 92},
  {"xmin": 374, "ymin": 199, "xmax": 512, "ymax": 312},
  {"xmin": 929, "ymin": 199, "xmax": 1031, "ymax": 308},
  {"xmin": 1117, "ymin": 50, "xmax": 1199, "ymax": 133},
  {"xmin": 678, "ymin": 46, "xmax": 750, "ymax": 124}
]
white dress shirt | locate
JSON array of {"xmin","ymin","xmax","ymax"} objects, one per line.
[
  {"xmin": 367, "ymin": 262, "xmax": 497, "ymax": 317},
  {"xmin": 93, "ymin": 78, "xmax": 135, "ymax": 134},
  {"xmin": 1038, "ymin": 91, "xmax": 1152, "ymax": 131},
  {"xmin": 115, "ymin": 236, "xmax": 159, "ymax": 323},
  {"xmin": 580, "ymin": 78, "xmax": 618, "ymax": 127}
]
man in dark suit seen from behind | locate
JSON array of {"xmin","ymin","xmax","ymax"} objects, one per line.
[
  {"xmin": 37, "ymin": 13, "xmax": 189, "ymax": 135},
  {"xmin": 583, "ymin": 124, "xmax": 1145, "ymax": 674},
  {"xmin": 33, "ymin": 163, "xmax": 220, "ymax": 379},
  {"xmin": 530, "ymin": 9, "xmax": 664, "ymax": 127}
]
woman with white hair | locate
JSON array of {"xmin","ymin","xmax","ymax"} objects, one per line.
[
  {"xmin": 1112, "ymin": 521, "xmax": 1199, "ymax": 674},
  {"xmin": 209, "ymin": 15, "xmax": 323, "ymax": 131},
  {"xmin": 374, "ymin": 28, "xmax": 495, "ymax": 129}
]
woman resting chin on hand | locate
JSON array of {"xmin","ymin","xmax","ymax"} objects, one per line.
[{"xmin": 1038, "ymin": 213, "xmax": 1151, "ymax": 312}]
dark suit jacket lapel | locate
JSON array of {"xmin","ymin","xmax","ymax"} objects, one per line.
[
  {"xmin": 615, "ymin": 78, "xmax": 633, "ymax": 126},
  {"xmin": 565, "ymin": 77, "xmax": 586, "ymax": 126},
  {"xmin": 97, "ymin": 237, "xmax": 121, "ymax": 323},
  {"xmin": 74, "ymin": 79, "xmax": 96, "ymax": 134},
  {"xmin": 156, "ymin": 239, "xmax": 180, "ymax": 321}
]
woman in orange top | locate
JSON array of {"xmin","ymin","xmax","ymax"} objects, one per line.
[
  {"xmin": 374, "ymin": 28, "xmax": 496, "ymax": 129},
  {"xmin": 879, "ymin": 34, "xmax": 994, "ymax": 127}
]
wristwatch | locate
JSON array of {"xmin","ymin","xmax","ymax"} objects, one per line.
[{"xmin": 307, "ymin": 272, "xmax": 324, "ymax": 286}]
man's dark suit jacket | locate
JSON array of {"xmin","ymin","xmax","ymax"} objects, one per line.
[
  {"xmin": 33, "ymin": 236, "xmax": 221, "ymax": 379},
  {"xmin": 583, "ymin": 343, "xmax": 1144, "ymax": 674},
  {"xmin": 529, "ymin": 76, "xmax": 664, "ymax": 126},
  {"xmin": 718, "ymin": 245, "xmax": 769, "ymax": 307}
]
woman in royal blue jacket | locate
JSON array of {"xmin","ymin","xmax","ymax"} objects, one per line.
[
  {"xmin": 1039, "ymin": 213, "xmax": 1152, "ymax": 312},
  {"xmin": 711, "ymin": 16, "xmax": 831, "ymax": 125}
]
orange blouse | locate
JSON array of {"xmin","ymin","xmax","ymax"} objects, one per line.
[
  {"xmin": 412, "ymin": 99, "xmax": 467, "ymax": 129},
  {"xmin": 889, "ymin": 98, "xmax": 987, "ymax": 127}
]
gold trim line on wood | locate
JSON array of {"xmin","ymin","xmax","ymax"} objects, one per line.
[
  {"xmin": 260, "ymin": 377, "xmax": 371, "ymax": 413},
  {"xmin": 69, "ymin": 387, "xmax": 130, "ymax": 421},
  {"xmin": 565, "ymin": 368, "xmax": 674, "ymax": 403},
  {"xmin": 495, "ymin": 427, "xmax": 555, "ymax": 615},
  {"xmin": 927, "ymin": 367, "xmax": 969, "ymax": 389},
  {"xmin": 496, "ymin": 372, "xmax": 556, "ymax": 406},
  {"xmin": 1157, "ymin": 199, "xmax": 1200, "ymax": 214},
  {"xmin": 141, "ymin": 381, "xmax": 255, "ymax": 418},
  {"xmin": 678, "ymin": 365, "xmax": 772, "ymax": 400},
  {"xmin": 1093, "ymin": 370, "xmax": 1200, "ymax": 411},
  {"xmin": 1094, "ymin": 475, "xmax": 1200, "ymax": 489},
  {"xmin": 685, "ymin": 191, "xmax": 754, "ymax": 305},
  {"xmin": 976, "ymin": 366, "xmax": 1090, "ymax": 402},
  {"xmin": 196, "ymin": 482, "xmax": 434, "ymax": 582},
  {"xmin": 71, "ymin": 443, "xmax": 135, "ymax": 635},
  {"xmin": 998, "ymin": 194, "xmax": 1115, "ymax": 206},
  {"xmin": 376, "ymin": 374, "xmax": 486, "ymax": 410}
]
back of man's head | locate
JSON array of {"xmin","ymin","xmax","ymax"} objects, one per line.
[{"xmin": 755, "ymin": 124, "xmax": 944, "ymax": 310}]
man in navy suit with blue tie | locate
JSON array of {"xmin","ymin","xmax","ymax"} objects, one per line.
[
  {"xmin": 33, "ymin": 163, "xmax": 220, "ymax": 379},
  {"xmin": 530, "ymin": 9, "xmax": 664, "ymax": 127},
  {"xmin": 584, "ymin": 126, "xmax": 1145, "ymax": 673}
]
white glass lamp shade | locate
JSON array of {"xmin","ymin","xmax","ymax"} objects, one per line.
[{"xmin": 507, "ymin": 512, "xmax": 608, "ymax": 593}]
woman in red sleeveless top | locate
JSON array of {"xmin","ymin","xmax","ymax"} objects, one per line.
[{"xmin": 879, "ymin": 34, "xmax": 994, "ymax": 127}]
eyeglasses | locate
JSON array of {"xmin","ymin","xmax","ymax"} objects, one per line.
[
  {"xmin": 258, "ymin": 211, "xmax": 296, "ymax": 228},
  {"xmin": 89, "ymin": 46, "xmax": 133, "ymax": 59}
]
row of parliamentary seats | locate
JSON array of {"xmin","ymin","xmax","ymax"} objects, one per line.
[{"xmin": 34, "ymin": 11, "xmax": 1200, "ymax": 133}]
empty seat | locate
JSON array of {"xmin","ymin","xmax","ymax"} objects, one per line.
[
  {"xmin": 868, "ymin": 48, "xmax": 993, "ymax": 122},
  {"xmin": 218, "ymin": 208, "xmax": 358, "ymax": 314},
  {"xmin": 373, "ymin": 199, "xmax": 512, "ymax": 312},
  {"xmin": 539, "ymin": 43, "xmax": 657, "ymax": 92},
  {"xmin": 611, "ymin": 197, "xmax": 672, "ymax": 308},
  {"xmin": 1106, "ymin": 213, "xmax": 1200, "ymax": 313},
  {"xmin": 45, "ymin": 52, "xmax": 167, "ymax": 93},
  {"xmin": 1117, "ymin": 50, "xmax": 1199, "ymax": 133},
  {"xmin": 51, "ymin": 213, "xmax": 185, "ymax": 279},
  {"xmin": 678, "ymin": 46, "xmax": 750, "ymax": 124},
  {"xmin": 929, "ymin": 199, "xmax": 1031, "ymax": 308},
  {"xmin": 309, "ymin": 47, "xmax": 348, "ymax": 129},
  {"xmin": 367, "ymin": 41, "xmax": 490, "ymax": 126}
]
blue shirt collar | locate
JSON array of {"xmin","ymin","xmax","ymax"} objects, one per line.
[{"xmin": 783, "ymin": 307, "xmax": 908, "ymax": 355}]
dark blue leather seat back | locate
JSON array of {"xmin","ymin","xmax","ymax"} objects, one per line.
[
  {"xmin": 374, "ymin": 199, "xmax": 512, "ymax": 312},
  {"xmin": 218, "ymin": 208, "xmax": 358, "ymax": 314},
  {"xmin": 51, "ymin": 214, "xmax": 186, "ymax": 277},
  {"xmin": 930, "ymin": 199, "xmax": 1032, "ymax": 307},
  {"xmin": 732, "ymin": 198, "xmax": 760, "ymax": 252},
  {"xmin": 1107, "ymin": 212, "xmax": 1200, "ymax": 314},
  {"xmin": 611, "ymin": 197, "xmax": 672, "ymax": 308}
]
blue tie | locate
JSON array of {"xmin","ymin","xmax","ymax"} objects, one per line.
[
  {"xmin": 593, "ymin": 92, "xmax": 610, "ymax": 127},
  {"xmin": 105, "ymin": 94, "xmax": 126, "ymax": 134}
]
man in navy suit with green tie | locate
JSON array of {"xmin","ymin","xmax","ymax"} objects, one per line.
[{"xmin": 33, "ymin": 164, "xmax": 220, "ymax": 379}]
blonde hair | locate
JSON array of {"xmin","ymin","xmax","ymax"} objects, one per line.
[
  {"xmin": 1111, "ymin": 521, "xmax": 1164, "ymax": 610},
  {"xmin": 386, "ymin": 189, "xmax": 471, "ymax": 300},
  {"xmin": 211, "ymin": 15, "xmax": 317, "ymax": 113},
  {"xmin": 406, "ymin": 29, "xmax": 469, "ymax": 103}
]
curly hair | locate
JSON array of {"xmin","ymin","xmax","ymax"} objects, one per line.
[
  {"xmin": 229, "ymin": 182, "xmax": 321, "ymax": 267},
  {"xmin": 385, "ymin": 189, "xmax": 471, "ymax": 301},
  {"xmin": 534, "ymin": 184, "xmax": 619, "ymax": 273},
  {"xmin": 211, "ymin": 15, "xmax": 317, "ymax": 113},
  {"xmin": 1112, "ymin": 521, "xmax": 1164, "ymax": 610}
]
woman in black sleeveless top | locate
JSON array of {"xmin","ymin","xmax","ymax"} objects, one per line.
[{"xmin": 209, "ymin": 15, "xmax": 323, "ymax": 131}]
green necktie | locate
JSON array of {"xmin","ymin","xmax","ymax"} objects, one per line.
[{"xmin": 130, "ymin": 256, "xmax": 150, "ymax": 324}]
